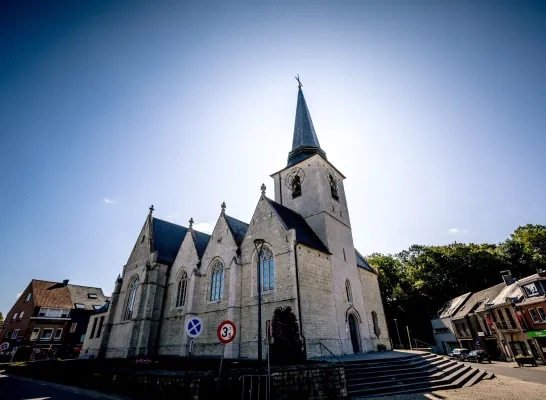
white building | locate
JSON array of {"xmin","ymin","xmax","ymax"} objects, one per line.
[
  {"xmin": 94, "ymin": 84, "xmax": 391, "ymax": 359},
  {"xmin": 431, "ymin": 292, "xmax": 472, "ymax": 354}
]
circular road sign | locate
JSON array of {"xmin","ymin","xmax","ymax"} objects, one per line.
[
  {"xmin": 217, "ymin": 320, "xmax": 236, "ymax": 344},
  {"xmin": 185, "ymin": 317, "xmax": 204, "ymax": 339},
  {"xmin": 0, "ymin": 342, "xmax": 9, "ymax": 351}
]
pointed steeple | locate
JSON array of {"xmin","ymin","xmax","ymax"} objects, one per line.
[{"xmin": 287, "ymin": 81, "xmax": 327, "ymax": 167}]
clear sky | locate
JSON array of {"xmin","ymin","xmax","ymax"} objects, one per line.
[{"xmin": 1, "ymin": 0, "xmax": 545, "ymax": 316}]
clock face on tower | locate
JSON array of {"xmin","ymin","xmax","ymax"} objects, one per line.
[{"xmin": 285, "ymin": 167, "xmax": 305, "ymax": 189}]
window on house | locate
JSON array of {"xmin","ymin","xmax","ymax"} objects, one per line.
[
  {"xmin": 38, "ymin": 308, "xmax": 70, "ymax": 318},
  {"xmin": 96, "ymin": 316, "xmax": 105, "ymax": 338},
  {"xmin": 529, "ymin": 308, "xmax": 540, "ymax": 323},
  {"xmin": 175, "ymin": 270, "xmax": 188, "ymax": 308},
  {"xmin": 18, "ymin": 311, "xmax": 24, "ymax": 320},
  {"xmin": 123, "ymin": 276, "xmax": 140, "ymax": 320},
  {"xmin": 537, "ymin": 307, "xmax": 546, "ymax": 322},
  {"xmin": 345, "ymin": 280, "xmax": 353, "ymax": 303},
  {"xmin": 4, "ymin": 330, "xmax": 11, "ymax": 339},
  {"xmin": 24, "ymin": 293, "xmax": 32, "ymax": 302},
  {"xmin": 525, "ymin": 283, "xmax": 539, "ymax": 297},
  {"xmin": 70, "ymin": 323, "xmax": 77, "ymax": 333},
  {"xmin": 12, "ymin": 313, "xmax": 18, "ymax": 321},
  {"xmin": 29, "ymin": 328, "xmax": 40, "ymax": 341},
  {"xmin": 40, "ymin": 328, "xmax": 53, "ymax": 341},
  {"xmin": 210, "ymin": 261, "xmax": 224, "ymax": 301},
  {"xmin": 75, "ymin": 304, "xmax": 85, "ymax": 309},
  {"xmin": 11, "ymin": 329, "xmax": 19, "ymax": 339},
  {"xmin": 92, "ymin": 305, "xmax": 102, "ymax": 310},
  {"xmin": 259, "ymin": 248, "xmax": 275, "ymax": 292},
  {"xmin": 90, "ymin": 318, "xmax": 98, "ymax": 339},
  {"xmin": 54, "ymin": 329, "xmax": 63, "ymax": 341},
  {"xmin": 88, "ymin": 293, "xmax": 98, "ymax": 299}
]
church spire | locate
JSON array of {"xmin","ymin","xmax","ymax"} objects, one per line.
[{"xmin": 287, "ymin": 76, "xmax": 327, "ymax": 167}]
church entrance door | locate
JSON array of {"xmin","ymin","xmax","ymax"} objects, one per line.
[{"xmin": 349, "ymin": 314, "xmax": 360, "ymax": 353}]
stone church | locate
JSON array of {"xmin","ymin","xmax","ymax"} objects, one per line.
[{"xmin": 96, "ymin": 84, "xmax": 391, "ymax": 359}]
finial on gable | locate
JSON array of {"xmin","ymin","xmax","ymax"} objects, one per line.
[
  {"xmin": 221, "ymin": 202, "xmax": 226, "ymax": 215},
  {"xmin": 189, "ymin": 217, "xmax": 194, "ymax": 228},
  {"xmin": 149, "ymin": 205, "xmax": 154, "ymax": 215},
  {"xmin": 261, "ymin": 183, "xmax": 266, "ymax": 196}
]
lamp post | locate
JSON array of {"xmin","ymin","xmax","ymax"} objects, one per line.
[
  {"xmin": 254, "ymin": 238, "xmax": 265, "ymax": 365},
  {"xmin": 393, "ymin": 318, "xmax": 402, "ymax": 349}
]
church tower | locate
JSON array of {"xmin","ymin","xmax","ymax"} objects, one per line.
[{"xmin": 271, "ymin": 80, "xmax": 374, "ymax": 354}]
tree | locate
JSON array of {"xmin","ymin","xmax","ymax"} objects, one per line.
[
  {"xmin": 0, "ymin": 312, "xmax": 3, "ymax": 326},
  {"xmin": 270, "ymin": 306, "xmax": 305, "ymax": 365}
]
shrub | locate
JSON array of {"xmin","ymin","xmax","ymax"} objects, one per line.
[
  {"xmin": 377, "ymin": 344, "xmax": 387, "ymax": 352},
  {"xmin": 270, "ymin": 306, "xmax": 305, "ymax": 365}
]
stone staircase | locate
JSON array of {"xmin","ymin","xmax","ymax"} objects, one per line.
[{"xmin": 345, "ymin": 352, "xmax": 494, "ymax": 399}]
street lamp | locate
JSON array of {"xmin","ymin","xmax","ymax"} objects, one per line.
[
  {"xmin": 254, "ymin": 238, "xmax": 265, "ymax": 365},
  {"xmin": 393, "ymin": 318, "xmax": 402, "ymax": 349}
]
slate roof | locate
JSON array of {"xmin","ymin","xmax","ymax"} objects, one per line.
[
  {"xmin": 287, "ymin": 88, "xmax": 327, "ymax": 167},
  {"xmin": 31, "ymin": 280, "xmax": 73, "ymax": 309},
  {"xmin": 266, "ymin": 198, "xmax": 329, "ymax": 253},
  {"xmin": 436, "ymin": 292, "xmax": 472, "ymax": 319},
  {"xmin": 355, "ymin": 249, "xmax": 375, "ymax": 273},
  {"xmin": 479, "ymin": 282, "xmax": 524, "ymax": 310},
  {"xmin": 452, "ymin": 283, "xmax": 506, "ymax": 320},
  {"xmin": 152, "ymin": 218, "xmax": 188, "ymax": 265},
  {"xmin": 225, "ymin": 215, "xmax": 249, "ymax": 246},
  {"xmin": 67, "ymin": 284, "xmax": 109, "ymax": 311},
  {"xmin": 192, "ymin": 229, "xmax": 211, "ymax": 259}
]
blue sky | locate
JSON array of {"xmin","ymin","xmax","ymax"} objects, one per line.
[{"xmin": 1, "ymin": 0, "xmax": 545, "ymax": 316}]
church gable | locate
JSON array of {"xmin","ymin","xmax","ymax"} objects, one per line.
[
  {"xmin": 126, "ymin": 214, "xmax": 154, "ymax": 267},
  {"xmin": 199, "ymin": 213, "xmax": 238, "ymax": 267}
]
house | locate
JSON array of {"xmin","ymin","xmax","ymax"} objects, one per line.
[
  {"xmin": 0, "ymin": 279, "xmax": 108, "ymax": 359},
  {"xmin": 515, "ymin": 272, "xmax": 546, "ymax": 363},
  {"xmin": 450, "ymin": 283, "xmax": 506, "ymax": 357},
  {"xmin": 431, "ymin": 292, "xmax": 472, "ymax": 354},
  {"xmin": 80, "ymin": 301, "xmax": 110, "ymax": 359}
]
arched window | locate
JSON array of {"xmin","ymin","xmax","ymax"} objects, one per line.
[
  {"xmin": 259, "ymin": 247, "xmax": 275, "ymax": 292},
  {"xmin": 372, "ymin": 311, "xmax": 381, "ymax": 337},
  {"xmin": 124, "ymin": 276, "xmax": 139, "ymax": 320},
  {"xmin": 345, "ymin": 280, "xmax": 353, "ymax": 303},
  {"xmin": 210, "ymin": 261, "xmax": 224, "ymax": 301},
  {"xmin": 174, "ymin": 270, "xmax": 188, "ymax": 308}
]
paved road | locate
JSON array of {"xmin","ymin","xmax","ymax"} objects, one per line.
[
  {"xmin": 0, "ymin": 373, "xmax": 132, "ymax": 400},
  {"xmin": 459, "ymin": 360, "xmax": 546, "ymax": 385}
]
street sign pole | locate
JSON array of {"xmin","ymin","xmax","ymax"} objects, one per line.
[
  {"xmin": 216, "ymin": 343, "xmax": 226, "ymax": 394},
  {"xmin": 216, "ymin": 320, "xmax": 237, "ymax": 394}
]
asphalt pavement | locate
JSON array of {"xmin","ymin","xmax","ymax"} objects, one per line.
[
  {"xmin": 459, "ymin": 359, "xmax": 546, "ymax": 385},
  {"xmin": 0, "ymin": 373, "xmax": 132, "ymax": 400}
]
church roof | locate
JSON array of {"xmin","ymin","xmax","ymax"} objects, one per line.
[
  {"xmin": 287, "ymin": 87, "xmax": 327, "ymax": 167},
  {"xmin": 266, "ymin": 198, "xmax": 329, "ymax": 253},
  {"xmin": 225, "ymin": 215, "xmax": 249, "ymax": 246},
  {"xmin": 192, "ymin": 229, "xmax": 211, "ymax": 259},
  {"xmin": 355, "ymin": 249, "xmax": 375, "ymax": 273},
  {"xmin": 152, "ymin": 218, "xmax": 188, "ymax": 265}
]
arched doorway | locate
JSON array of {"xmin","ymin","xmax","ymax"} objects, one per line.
[{"xmin": 348, "ymin": 313, "xmax": 360, "ymax": 353}]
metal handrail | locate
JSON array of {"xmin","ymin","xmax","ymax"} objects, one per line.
[
  {"xmin": 318, "ymin": 342, "xmax": 345, "ymax": 366},
  {"xmin": 413, "ymin": 338, "xmax": 435, "ymax": 348}
]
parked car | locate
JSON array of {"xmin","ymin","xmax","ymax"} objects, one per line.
[
  {"xmin": 448, "ymin": 348, "xmax": 469, "ymax": 359},
  {"xmin": 462, "ymin": 350, "xmax": 491, "ymax": 363}
]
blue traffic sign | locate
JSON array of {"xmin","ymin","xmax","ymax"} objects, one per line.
[{"xmin": 186, "ymin": 317, "xmax": 203, "ymax": 338}]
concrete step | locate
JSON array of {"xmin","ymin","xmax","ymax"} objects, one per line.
[
  {"xmin": 345, "ymin": 357, "xmax": 451, "ymax": 376},
  {"xmin": 346, "ymin": 361, "xmax": 460, "ymax": 385},
  {"xmin": 463, "ymin": 369, "xmax": 487, "ymax": 387}
]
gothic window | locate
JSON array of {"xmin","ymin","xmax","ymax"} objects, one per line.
[
  {"xmin": 259, "ymin": 247, "xmax": 275, "ymax": 292},
  {"xmin": 175, "ymin": 270, "xmax": 188, "ymax": 308},
  {"xmin": 210, "ymin": 261, "xmax": 224, "ymax": 301},
  {"xmin": 123, "ymin": 275, "xmax": 139, "ymax": 320},
  {"xmin": 345, "ymin": 280, "xmax": 353, "ymax": 303},
  {"xmin": 328, "ymin": 172, "xmax": 339, "ymax": 201},
  {"xmin": 372, "ymin": 311, "xmax": 381, "ymax": 337}
]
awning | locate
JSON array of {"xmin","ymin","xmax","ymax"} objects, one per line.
[{"xmin": 527, "ymin": 330, "xmax": 546, "ymax": 338}]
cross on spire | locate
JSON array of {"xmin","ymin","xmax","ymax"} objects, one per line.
[
  {"xmin": 295, "ymin": 73, "xmax": 302, "ymax": 89},
  {"xmin": 149, "ymin": 205, "xmax": 154, "ymax": 215},
  {"xmin": 221, "ymin": 202, "xmax": 226, "ymax": 215},
  {"xmin": 261, "ymin": 183, "xmax": 266, "ymax": 195},
  {"xmin": 189, "ymin": 217, "xmax": 194, "ymax": 228}
]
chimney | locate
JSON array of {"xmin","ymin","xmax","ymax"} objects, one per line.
[
  {"xmin": 500, "ymin": 270, "xmax": 513, "ymax": 285},
  {"xmin": 62, "ymin": 279, "xmax": 69, "ymax": 287}
]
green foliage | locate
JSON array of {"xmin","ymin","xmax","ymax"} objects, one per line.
[
  {"xmin": 376, "ymin": 344, "xmax": 387, "ymax": 352},
  {"xmin": 0, "ymin": 312, "xmax": 3, "ymax": 326},
  {"xmin": 270, "ymin": 306, "xmax": 305, "ymax": 365},
  {"xmin": 367, "ymin": 225, "xmax": 546, "ymax": 345}
]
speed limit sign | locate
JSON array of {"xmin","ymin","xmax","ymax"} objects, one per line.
[{"xmin": 217, "ymin": 320, "xmax": 236, "ymax": 344}]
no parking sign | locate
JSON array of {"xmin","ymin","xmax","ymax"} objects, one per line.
[{"xmin": 185, "ymin": 317, "xmax": 203, "ymax": 338}]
